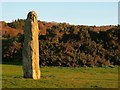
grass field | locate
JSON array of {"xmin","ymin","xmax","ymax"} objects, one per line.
[{"xmin": 1, "ymin": 64, "xmax": 119, "ymax": 88}]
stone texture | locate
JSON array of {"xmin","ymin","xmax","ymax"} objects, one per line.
[{"xmin": 22, "ymin": 11, "xmax": 40, "ymax": 79}]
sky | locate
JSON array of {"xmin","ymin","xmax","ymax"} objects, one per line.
[
  {"xmin": 1, "ymin": 2, "xmax": 118, "ymax": 26},
  {"xmin": 1, "ymin": 0, "xmax": 119, "ymax": 2}
]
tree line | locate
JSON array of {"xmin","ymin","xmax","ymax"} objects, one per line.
[{"xmin": 2, "ymin": 19, "xmax": 120, "ymax": 67}]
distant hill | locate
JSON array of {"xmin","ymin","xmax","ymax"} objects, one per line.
[
  {"xmin": 0, "ymin": 19, "xmax": 116, "ymax": 37},
  {"xmin": 1, "ymin": 19, "xmax": 120, "ymax": 67}
]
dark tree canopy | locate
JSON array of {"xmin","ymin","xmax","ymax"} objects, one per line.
[{"xmin": 2, "ymin": 20, "xmax": 120, "ymax": 67}]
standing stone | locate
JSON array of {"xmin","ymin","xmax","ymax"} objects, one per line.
[{"xmin": 22, "ymin": 11, "xmax": 40, "ymax": 79}]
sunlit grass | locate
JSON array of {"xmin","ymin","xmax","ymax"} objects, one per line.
[{"xmin": 2, "ymin": 64, "xmax": 119, "ymax": 88}]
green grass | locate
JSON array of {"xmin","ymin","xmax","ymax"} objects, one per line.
[{"xmin": 1, "ymin": 64, "xmax": 119, "ymax": 88}]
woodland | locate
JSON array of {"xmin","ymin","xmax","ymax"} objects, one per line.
[{"xmin": 1, "ymin": 19, "xmax": 120, "ymax": 67}]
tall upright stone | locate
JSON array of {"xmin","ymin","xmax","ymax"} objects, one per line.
[{"xmin": 22, "ymin": 11, "xmax": 40, "ymax": 79}]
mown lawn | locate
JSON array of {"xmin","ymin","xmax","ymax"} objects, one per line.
[{"xmin": 1, "ymin": 64, "xmax": 119, "ymax": 88}]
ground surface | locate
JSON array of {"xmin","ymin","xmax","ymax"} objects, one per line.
[{"xmin": 1, "ymin": 64, "xmax": 119, "ymax": 88}]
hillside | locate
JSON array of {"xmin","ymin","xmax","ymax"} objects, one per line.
[
  {"xmin": 0, "ymin": 20, "xmax": 115, "ymax": 37},
  {"xmin": 1, "ymin": 19, "xmax": 120, "ymax": 67}
]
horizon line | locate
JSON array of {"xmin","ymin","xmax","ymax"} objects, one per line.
[{"xmin": 0, "ymin": 19, "xmax": 118, "ymax": 27}]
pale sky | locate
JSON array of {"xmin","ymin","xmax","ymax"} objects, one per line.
[{"xmin": 1, "ymin": 2, "xmax": 118, "ymax": 26}]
